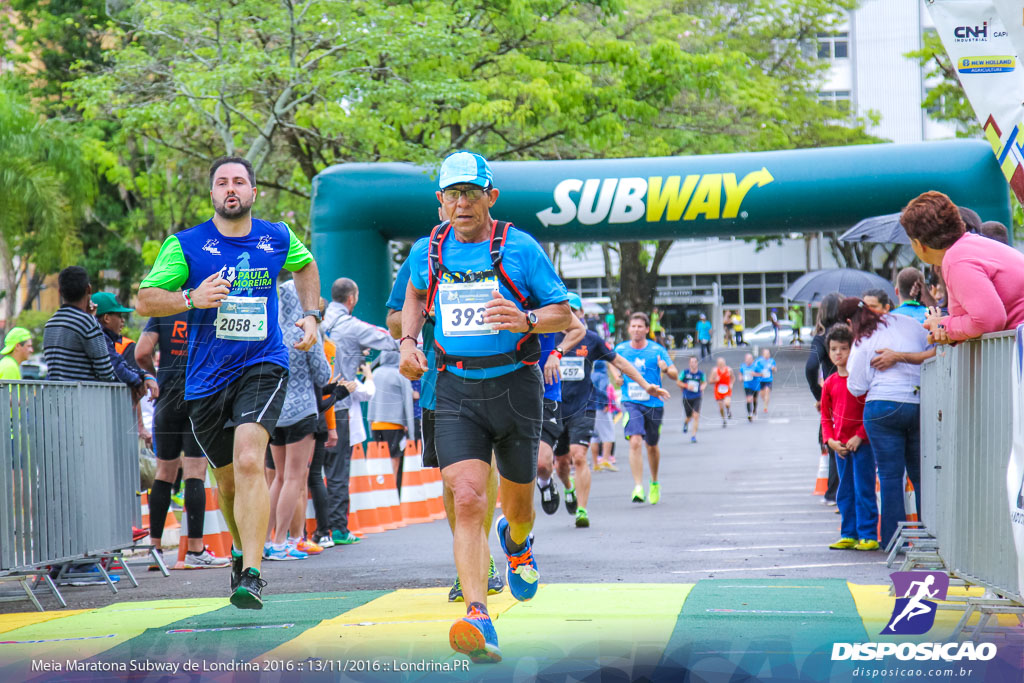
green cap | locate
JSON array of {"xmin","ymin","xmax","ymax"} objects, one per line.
[
  {"xmin": 2, "ymin": 327, "xmax": 31, "ymax": 355},
  {"xmin": 92, "ymin": 292, "xmax": 134, "ymax": 316}
]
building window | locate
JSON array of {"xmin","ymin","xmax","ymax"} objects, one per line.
[
  {"xmin": 818, "ymin": 90, "xmax": 852, "ymax": 113},
  {"xmin": 696, "ymin": 274, "xmax": 718, "ymax": 286},
  {"xmin": 816, "ymin": 31, "xmax": 849, "ymax": 60}
]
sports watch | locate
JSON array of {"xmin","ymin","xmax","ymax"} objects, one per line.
[
  {"xmin": 303, "ymin": 309, "xmax": 323, "ymax": 323},
  {"xmin": 525, "ymin": 311, "xmax": 539, "ymax": 333}
]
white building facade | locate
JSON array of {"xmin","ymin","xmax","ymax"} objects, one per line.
[{"xmin": 563, "ymin": 0, "xmax": 954, "ymax": 342}]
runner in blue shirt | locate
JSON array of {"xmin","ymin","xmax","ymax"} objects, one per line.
[
  {"xmin": 397, "ymin": 152, "xmax": 572, "ymax": 663},
  {"xmin": 614, "ymin": 312, "xmax": 680, "ymax": 505},
  {"xmin": 754, "ymin": 348, "xmax": 777, "ymax": 415},
  {"xmin": 137, "ymin": 157, "xmax": 322, "ymax": 610},
  {"xmin": 679, "ymin": 356, "xmax": 707, "ymax": 443},
  {"xmin": 386, "ymin": 236, "xmax": 506, "ymax": 605},
  {"xmin": 554, "ymin": 295, "xmax": 667, "ymax": 526},
  {"xmin": 739, "ymin": 352, "xmax": 764, "ymax": 421}
]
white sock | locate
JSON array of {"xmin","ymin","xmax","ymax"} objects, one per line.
[{"xmin": 537, "ymin": 477, "xmax": 550, "ymax": 488}]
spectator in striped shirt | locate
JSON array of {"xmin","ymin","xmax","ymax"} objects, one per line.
[{"xmin": 43, "ymin": 266, "xmax": 117, "ymax": 384}]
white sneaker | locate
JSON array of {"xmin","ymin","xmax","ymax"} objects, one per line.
[
  {"xmin": 183, "ymin": 548, "xmax": 230, "ymax": 569},
  {"xmin": 314, "ymin": 533, "xmax": 335, "ymax": 548}
]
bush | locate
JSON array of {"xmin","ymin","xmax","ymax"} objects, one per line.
[{"xmin": 13, "ymin": 309, "xmax": 55, "ymax": 349}]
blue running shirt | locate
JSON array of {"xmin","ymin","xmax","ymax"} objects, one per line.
[
  {"xmin": 539, "ymin": 332, "xmax": 562, "ymax": 402},
  {"xmin": 140, "ymin": 219, "xmax": 313, "ymax": 399},
  {"xmin": 613, "ymin": 340, "xmax": 671, "ymax": 407},
  {"xmin": 754, "ymin": 356, "xmax": 776, "ymax": 384},
  {"xmin": 681, "ymin": 369, "xmax": 705, "ymax": 399},
  {"xmin": 408, "ymin": 224, "xmax": 568, "ymax": 380},
  {"xmin": 387, "ymin": 258, "xmax": 437, "ymax": 411},
  {"xmin": 740, "ymin": 362, "xmax": 761, "ymax": 391}
]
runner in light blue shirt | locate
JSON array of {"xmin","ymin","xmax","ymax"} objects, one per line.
[{"xmin": 754, "ymin": 348, "xmax": 777, "ymax": 416}]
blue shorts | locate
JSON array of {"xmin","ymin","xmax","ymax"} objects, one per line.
[{"xmin": 623, "ymin": 402, "xmax": 663, "ymax": 446}]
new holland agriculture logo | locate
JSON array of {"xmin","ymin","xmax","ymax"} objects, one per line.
[
  {"xmin": 957, "ymin": 55, "xmax": 1016, "ymax": 74},
  {"xmin": 535, "ymin": 168, "xmax": 774, "ymax": 227},
  {"xmin": 831, "ymin": 571, "xmax": 997, "ymax": 662}
]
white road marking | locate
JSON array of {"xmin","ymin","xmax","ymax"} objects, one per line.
[
  {"xmin": 713, "ymin": 510, "xmax": 832, "ymax": 517},
  {"xmin": 707, "ymin": 520, "xmax": 840, "ymax": 526},
  {"xmin": 680, "ymin": 544, "xmax": 827, "ymax": 552},
  {"xmin": 671, "ymin": 561, "xmax": 887, "ymax": 574}
]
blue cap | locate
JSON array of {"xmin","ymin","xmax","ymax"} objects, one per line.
[
  {"xmin": 567, "ymin": 293, "xmax": 583, "ymax": 310},
  {"xmin": 438, "ymin": 152, "xmax": 493, "ymax": 189}
]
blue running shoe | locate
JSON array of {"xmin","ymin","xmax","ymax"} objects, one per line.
[
  {"xmin": 265, "ymin": 543, "xmax": 308, "ymax": 561},
  {"xmin": 496, "ymin": 516, "xmax": 539, "ymax": 601},
  {"xmin": 449, "ymin": 603, "xmax": 501, "ymax": 663}
]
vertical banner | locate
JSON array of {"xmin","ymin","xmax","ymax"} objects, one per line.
[
  {"xmin": 928, "ymin": 0, "xmax": 1024, "ymax": 204},
  {"xmin": 1010, "ymin": 325, "xmax": 1024, "ymax": 598}
]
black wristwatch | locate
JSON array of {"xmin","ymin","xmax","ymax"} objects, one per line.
[
  {"xmin": 525, "ymin": 310, "xmax": 538, "ymax": 333},
  {"xmin": 303, "ymin": 309, "xmax": 323, "ymax": 323}
]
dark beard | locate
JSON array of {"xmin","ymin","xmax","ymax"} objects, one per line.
[{"xmin": 215, "ymin": 198, "xmax": 251, "ymax": 219}]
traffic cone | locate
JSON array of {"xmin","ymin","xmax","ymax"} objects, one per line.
[
  {"xmin": 348, "ymin": 443, "xmax": 384, "ymax": 535},
  {"xmin": 366, "ymin": 440, "xmax": 405, "ymax": 530},
  {"xmin": 813, "ymin": 446, "xmax": 829, "ymax": 495},
  {"xmin": 904, "ymin": 477, "xmax": 919, "ymax": 522},
  {"xmin": 305, "ymin": 489, "xmax": 318, "ymax": 537},
  {"xmin": 175, "ymin": 470, "xmax": 233, "ymax": 568},
  {"xmin": 416, "ymin": 440, "xmax": 446, "ymax": 521},
  {"xmin": 140, "ymin": 490, "xmax": 181, "ymax": 544},
  {"xmin": 399, "ymin": 439, "xmax": 432, "ymax": 525}
]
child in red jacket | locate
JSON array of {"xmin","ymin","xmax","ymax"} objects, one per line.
[{"xmin": 821, "ymin": 323, "xmax": 879, "ymax": 551}]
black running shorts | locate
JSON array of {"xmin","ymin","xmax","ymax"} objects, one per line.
[
  {"xmin": 540, "ymin": 399, "xmax": 562, "ymax": 448},
  {"xmin": 188, "ymin": 362, "xmax": 288, "ymax": 469},
  {"xmin": 421, "ymin": 408, "xmax": 438, "ymax": 468},
  {"xmin": 554, "ymin": 409, "xmax": 595, "ymax": 457},
  {"xmin": 682, "ymin": 395, "xmax": 702, "ymax": 418},
  {"xmin": 372, "ymin": 428, "xmax": 405, "ymax": 460},
  {"xmin": 269, "ymin": 415, "xmax": 317, "ymax": 446},
  {"xmin": 153, "ymin": 385, "xmax": 204, "ymax": 461},
  {"xmin": 433, "ymin": 364, "xmax": 542, "ymax": 485}
]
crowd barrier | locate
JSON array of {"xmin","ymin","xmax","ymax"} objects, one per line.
[
  {"xmin": 0, "ymin": 381, "xmax": 143, "ymax": 609},
  {"xmin": 918, "ymin": 331, "xmax": 1023, "ymax": 634}
]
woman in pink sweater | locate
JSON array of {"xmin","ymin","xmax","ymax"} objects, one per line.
[{"xmin": 901, "ymin": 191, "xmax": 1024, "ymax": 343}]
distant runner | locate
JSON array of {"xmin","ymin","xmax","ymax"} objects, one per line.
[
  {"xmin": 709, "ymin": 357, "xmax": 734, "ymax": 427},
  {"xmin": 678, "ymin": 356, "xmax": 706, "ymax": 443}
]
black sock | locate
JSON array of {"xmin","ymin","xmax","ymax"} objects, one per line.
[
  {"xmin": 503, "ymin": 525, "xmax": 526, "ymax": 554},
  {"xmin": 184, "ymin": 478, "xmax": 206, "ymax": 549},
  {"xmin": 148, "ymin": 479, "xmax": 173, "ymax": 540},
  {"xmin": 468, "ymin": 601, "xmax": 489, "ymax": 616}
]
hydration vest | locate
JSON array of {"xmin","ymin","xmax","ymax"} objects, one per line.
[{"xmin": 425, "ymin": 219, "xmax": 540, "ymax": 371}]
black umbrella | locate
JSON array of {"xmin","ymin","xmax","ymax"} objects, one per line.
[
  {"xmin": 838, "ymin": 213, "xmax": 910, "ymax": 245},
  {"xmin": 783, "ymin": 268, "xmax": 896, "ymax": 304}
]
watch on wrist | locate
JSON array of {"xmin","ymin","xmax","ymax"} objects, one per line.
[
  {"xmin": 525, "ymin": 310, "xmax": 539, "ymax": 333},
  {"xmin": 555, "ymin": 346, "xmax": 564, "ymax": 356},
  {"xmin": 303, "ymin": 309, "xmax": 323, "ymax": 323}
]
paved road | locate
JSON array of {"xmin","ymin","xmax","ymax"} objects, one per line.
[{"xmin": 3, "ymin": 345, "xmax": 892, "ymax": 612}]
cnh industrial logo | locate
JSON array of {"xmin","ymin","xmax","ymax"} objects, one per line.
[{"xmin": 831, "ymin": 571, "xmax": 997, "ymax": 662}]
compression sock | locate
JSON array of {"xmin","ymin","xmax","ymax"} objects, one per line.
[
  {"xmin": 503, "ymin": 524, "xmax": 527, "ymax": 554},
  {"xmin": 184, "ymin": 478, "xmax": 206, "ymax": 541},
  {"xmin": 148, "ymin": 479, "xmax": 173, "ymax": 541}
]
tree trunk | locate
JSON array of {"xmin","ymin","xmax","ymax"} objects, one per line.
[{"xmin": 0, "ymin": 237, "xmax": 19, "ymax": 326}]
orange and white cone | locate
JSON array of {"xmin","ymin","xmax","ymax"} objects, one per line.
[
  {"xmin": 399, "ymin": 440, "xmax": 433, "ymax": 525},
  {"xmin": 904, "ymin": 477, "xmax": 919, "ymax": 522},
  {"xmin": 175, "ymin": 470, "xmax": 233, "ymax": 568},
  {"xmin": 813, "ymin": 446, "xmax": 829, "ymax": 496},
  {"xmin": 366, "ymin": 440, "xmax": 405, "ymax": 530},
  {"xmin": 348, "ymin": 443, "xmax": 384, "ymax": 535},
  {"xmin": 416, "ymin": 440, "xmax": 446, "ymax": 521}
]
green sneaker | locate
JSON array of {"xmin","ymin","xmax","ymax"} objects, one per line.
[
  {"xmin": 487, "ymin": 556, "xmax": 504, "ymax": 595},
  {"xmin": 631, "ymin": 485, "xmax": 645, "ymax": 503},
  {"xmin": 230, "ymin": 567, "xmax": 267, "ymax": 610},
  {"xmin": 332, "ymin": 530, "xmax": 361, "ymax": 545},
  {"xmin": 564, "ymin": 477, "xmax": 578, "ymax": 514},
  {"xmin": 855, "ymin": 539, "xmax": 880, "ymax": 551},
  {"xmin": 575, "ymin": 508, "xmax": 589, "ymax": 528},
  {"xmin": 448, "ymin": 576, "xmax": 463, "ymax": 602},
  {"xmin": 648, "ymin": 481, "xmax": 661, "ymax": 505},
  {"xmin": 829, "ymin": 537, "xmax": 858, "ymax": 550}
]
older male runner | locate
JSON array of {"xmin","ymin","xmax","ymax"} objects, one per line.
[
  {"xmin": 399, "ymin": 152, "xmax": 571, "ymax": 663},
  {"xmin": 137, "ymin": 156, "xmax": 321, "ymax": 609}
]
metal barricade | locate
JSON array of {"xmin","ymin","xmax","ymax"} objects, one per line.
[
  {"xmin": 0, "ymin": 381, "xmax": 141, "ymax": 607},
  {"xmin": 920, "ymin": 331, "xmax": 1022, "ymax": 605}
]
